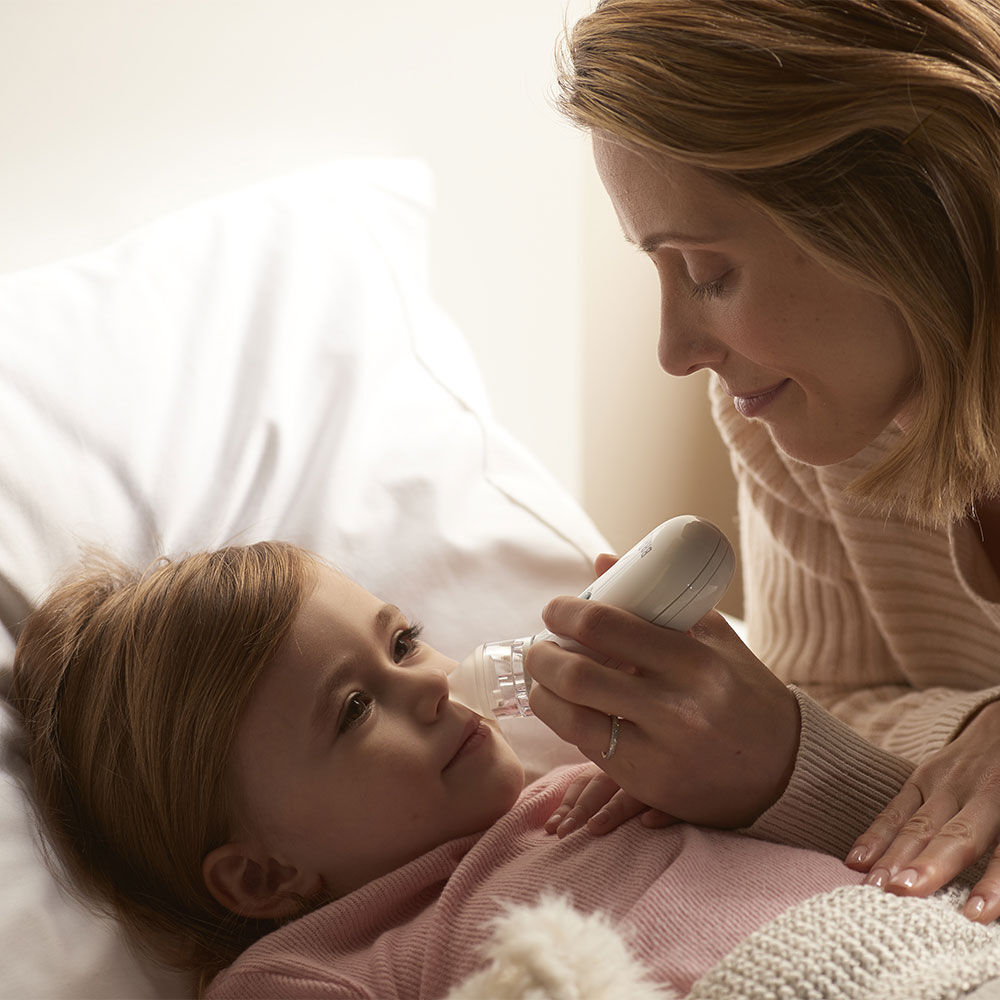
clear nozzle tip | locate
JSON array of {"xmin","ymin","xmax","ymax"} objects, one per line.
[{"xmin": 449, "ymin": 637, "xmax": 535, "ymax": 719}]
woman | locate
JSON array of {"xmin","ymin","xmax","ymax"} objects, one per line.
[{"xmin": 528, "ymin": 0, "xmax": 1000, "ymax": 923}]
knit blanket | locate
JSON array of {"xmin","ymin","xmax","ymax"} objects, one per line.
[{"xmin": 447, "ymin": 888, "xmax": 1000, "ymax": 1000}]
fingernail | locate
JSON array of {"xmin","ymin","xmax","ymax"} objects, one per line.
[
  {"xmin": 865, "ymin": 868, "xmax": 890, "ymax": 889},
  {"xmin": 964, "ymin": 895, "xmax": 986, "ymax": 921},
  {"xmin": 588, "ymin": 810, "xmax": 611, "ymax": 830},
  {"xmin": 888, "ymin": 868, "xmax": 920, "ymax": 891},
  {"xmin": 846, "ymin": 846, "xmax": 869, "ymax": 867},
  {"xmin": 557, "ymin": 816, "xmax": 580, "ymax": 838}
]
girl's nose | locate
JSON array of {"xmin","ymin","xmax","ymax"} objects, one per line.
[{"xmin": 406, "ymin": 665, "xmax": 450, "ymax": 724}]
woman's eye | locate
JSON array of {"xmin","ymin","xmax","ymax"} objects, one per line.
[
  {"xmin": 681, "ymin": 252, "xmax": 733, "ymax": 302},
  {"xmin": 392, "ymin": 624, "xmax": 424, "ymax": 663},
  {"xmin": 340, "ymin": 692, "xmax": 373, "ymax": 732},
  {"xmin": 689, "ymin": 274, "xmax": 729, "ymax": 300}
]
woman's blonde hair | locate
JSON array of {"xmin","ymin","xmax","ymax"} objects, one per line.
[
  {"xmin": 10, "ymin": 541, "xmax": 316, "ymax": 989},
  {"xmin": 558, "ymin": 0, "xmax": 1000, "ymax": 526}
]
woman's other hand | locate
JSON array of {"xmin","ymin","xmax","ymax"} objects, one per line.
[
  {"xmin": 526, "ymin": 593, "xmax": 801, "ymax": 829},
  {"xmin": 543, "ymin": 763, "xmax": 675, "ymax": 838},
  {"xmin": 845, "ymin": 699, "xmax": 1000, "ymax": 922}
]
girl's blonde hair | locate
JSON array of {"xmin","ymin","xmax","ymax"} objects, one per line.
[
  {"xmin": 10, "ymin": 541, "xmax": 316, "ymax": 988},
  {"xmin": 558, "ymin": 0, "xmax": 1000, "ymax": 526}
]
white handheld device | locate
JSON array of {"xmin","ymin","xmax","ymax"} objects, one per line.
[{"xmin": 448, "ymin": 514, "xmax": 735, "ymax": 719}]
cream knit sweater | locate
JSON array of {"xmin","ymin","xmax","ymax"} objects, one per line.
[
  {"xmin": 711, "ymin": 376, "xmax": 1000, "ymax": 859},
  {"xmin": 449, "ymin": 886, "xmax": 1000, "ymax": 1000}
]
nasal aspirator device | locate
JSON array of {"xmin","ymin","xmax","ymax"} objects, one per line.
[{"xmin": 449, "ymin": 515, "xmax": 735, "ymax": 719}]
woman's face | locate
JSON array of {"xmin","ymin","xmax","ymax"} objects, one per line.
[
  {"xmin": 226, "ymin": 566, "xmax": 525, "ymax": 901},
  {"xmin": 593, "ymin": 133, "xmax": 919, "ymax": 465}
]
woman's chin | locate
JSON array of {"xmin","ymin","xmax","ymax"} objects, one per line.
[{"xmin": 766, "ymin": 425, "xmax": 874, "ymax": 467}]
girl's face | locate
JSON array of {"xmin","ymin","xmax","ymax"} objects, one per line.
[
  {"xmin": 593, "ymin": 134, "xmax": 919, "ymax": 465},
  {"xmin": 223, "ymin": 566, "xmax": 525, "ymax": 904}
]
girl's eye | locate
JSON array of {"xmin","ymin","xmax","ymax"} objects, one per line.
[
  {"xmin": 340, "ymin": 692, "xmax": 373, "ymax": 733},
  {"xmin": 392, "ymin": 624, "xmax": 424, "ymax": 664}
]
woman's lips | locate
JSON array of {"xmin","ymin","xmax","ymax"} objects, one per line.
[
  {"xmin": 732, "ymin": 379, "xmax": 789, "ymax": 418},
  {"xmin": 444, "ymin": 719, "xmax": 488, "ymax": 770}
]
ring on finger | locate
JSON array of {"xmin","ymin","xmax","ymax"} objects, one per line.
[{"xmin": 602, "ymin": 714, "xmax": 623, "ymax": 761}]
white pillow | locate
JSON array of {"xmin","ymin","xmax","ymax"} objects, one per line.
[{"xmin": 0, "ymin": 159, "xmax": 604, "ymax": 999}]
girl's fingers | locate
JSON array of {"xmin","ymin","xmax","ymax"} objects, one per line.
[
  {"xmin": 543, "ymin": 769, "xmax": 596, "ymax": 832},
  {"xmin": 584, "ymin": 788, "xmax": 649, "ymax": 836},
  {"xmin": 543, "ymin": 764, "xmax": 654, "ymax": 838},
  {"xmin": 639, "ymin": 808, "xmax": 677, "ymax": 829},
  {"xmin": 556, "ymin": 772, "xmax": 619, "ymax": 835},
  {"xmin": 545, "ymin": 767, "xmax": 622, "ymax": 836}
]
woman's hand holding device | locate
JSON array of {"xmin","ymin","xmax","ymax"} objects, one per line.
[{"xmin": 527, "ymin": 584, "xmax": 801, "ymax": 830}]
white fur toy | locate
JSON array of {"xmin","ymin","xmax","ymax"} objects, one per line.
[{"xmin": 444, "ymin": 895, "xmax": 674, "ymax": 1000}]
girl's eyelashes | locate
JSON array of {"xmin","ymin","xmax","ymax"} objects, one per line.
[
  {"xmin": 340, "ymin": 691, "xmax": 374, "ymax": 733},
  {"xmin": 392, "ymin": 623, "xmax": 424, "ymax": 663}
]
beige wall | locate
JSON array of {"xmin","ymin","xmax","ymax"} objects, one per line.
[{"xmin": 0, "ymin": 0, "xmax": 742, "ymax": 615}]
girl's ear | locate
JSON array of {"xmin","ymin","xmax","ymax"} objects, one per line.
[{"xmin": 202, "ymin": 843, "xmax": 316, "ymax": 919}]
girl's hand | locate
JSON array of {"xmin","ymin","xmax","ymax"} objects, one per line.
[
  {"xmin": 845, "ymin": 699, "xmax": 1000, "ymax": 922},
  {"xmin": 527, "ymin": 596, "xmax": 800, "ymax": 829},
  {"xmin": 544, "ymin": 763, "xmax": 675, "ymax": 838}
]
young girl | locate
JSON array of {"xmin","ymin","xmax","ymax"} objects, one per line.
[{"xmin": 11, "ymin": 540, "xmax": 872, "ymax": 997}]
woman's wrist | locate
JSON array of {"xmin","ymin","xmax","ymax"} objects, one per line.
[{"xmin": 743, "ymin": 688, "xmax": 914, "ymax": 857}]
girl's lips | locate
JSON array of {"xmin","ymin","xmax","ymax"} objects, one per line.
[
  {"xmin": 444, "ymin": 719, "xmax": 489, "ymax": 770},
  {"xmin": 732, "ymin": 379, "xmax": 789, "ymax": 418}
]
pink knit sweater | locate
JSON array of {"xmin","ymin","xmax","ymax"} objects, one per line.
[{"xmin": 206, "ymin": 764, "xmax": 862, "ymax": 999}]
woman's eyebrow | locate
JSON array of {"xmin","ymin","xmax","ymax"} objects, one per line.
[{"xmin": 309, "ymin": 603, "xmax": 403, "ymax": 738}]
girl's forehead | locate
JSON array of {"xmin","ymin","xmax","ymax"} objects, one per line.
[
  {"xmin": 280, "ymin": 567, "xmax": 397, "ymax": 674},
  {"xmin": 301, "ymin": 565, "xmax": 382, "ymax": 621}
]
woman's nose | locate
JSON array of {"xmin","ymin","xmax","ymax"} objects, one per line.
[{"xmin": 657, "ymin": 297, "xmax": 723, "ymax": 378}]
